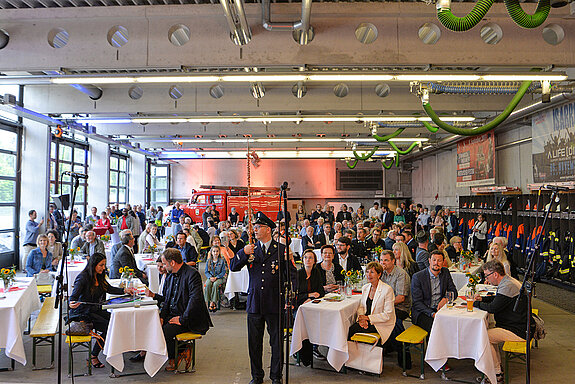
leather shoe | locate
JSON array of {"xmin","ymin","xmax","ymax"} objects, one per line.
[{"xmin": 249, "ymin": 379, "xmax": 263, "ymax": 384}]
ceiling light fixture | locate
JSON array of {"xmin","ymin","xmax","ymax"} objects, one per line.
[{"xmin": 158, "ymin": 149, "xmax": 395, "ymax": 159}]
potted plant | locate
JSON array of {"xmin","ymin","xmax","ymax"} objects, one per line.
[
  {"xmin": 1, "ymin": 265, "xmax": 16, "ymax": 290},
  {"xmin": 119, "ymin": 266, "xmax": 135, "ymax": 288},
  {"xmin": 341, "ymin": 269, "xmax": 363, "ymax": 297}
]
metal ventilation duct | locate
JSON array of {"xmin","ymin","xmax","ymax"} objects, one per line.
[
  {"xmin": 45, "ymin": 70, "xmax": 103, "ymax": 100},
  {"xmin": 219, "ymin": 0, "xmax": 252, "ymax": 46},
  {"xmin": 262, "ymin": 0, "xmax": 314, "ymax": 45}
]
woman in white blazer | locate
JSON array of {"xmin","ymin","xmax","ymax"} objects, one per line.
[{"xmin": 348, "ymin": 261, "xmax": 396, "ymax": 344}]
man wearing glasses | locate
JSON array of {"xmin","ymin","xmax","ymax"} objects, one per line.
[
  {"xmin": 472, "ymin": 260, "xmax": 527, "ymax": 383},
  {"xmin": 230, "ymin": 212, "xmax": 297, "ymax": 384}
]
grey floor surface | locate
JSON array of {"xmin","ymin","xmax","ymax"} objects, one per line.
[{"xmin": 1, "ymin": 282, "xmax": 574, "ymax": 383}]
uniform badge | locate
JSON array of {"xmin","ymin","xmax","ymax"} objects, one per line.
[{"xmin": 271, "ymin": 260, "xmax": 278, "ymax": 274}]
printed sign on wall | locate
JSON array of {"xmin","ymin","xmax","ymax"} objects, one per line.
[
  {"xmin": 532, "ymin": 101, "xmax": 575, "ymax": 183},
  {"xmin": 456, "ymin": 132, "xmax": 495, "ymax": 187}
]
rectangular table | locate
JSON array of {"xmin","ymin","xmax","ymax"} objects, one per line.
[
  {"xmin": 51, "ymin": 259, "xmax": 87, "ymax": 296},
  {"xmin": 103, "ymin": 302, "xmax": 167, "ymax": 377},
  {"xmin": 224, "ymin": 266, "xmax": 249, "ymax": 300},
  {"xmin": 135, "ymin": 254, "xmax": 161, "ymax": 293},
  {"xmin": 0, "ymin": 277, "xmax": 42, "ymax": 366},
  {"xmin": 425, "ymin": 284, "xmax": 497, "ymax": 384},
  {"xmin": 290, "ymin": 294, "xmax": 361, "ymax": 371},
  {"xmin": 449, "ymin": 262, "xmax": 483, "ymax": 291}
]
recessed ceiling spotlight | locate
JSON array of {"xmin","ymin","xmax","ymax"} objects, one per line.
[
  {"xmin": 292, "ymin": 133, "xmax": 302, "ymax": 137},
  {"xmin": 267, "ymin": 134, "xmax": 276, "ymax": 138},
  {"xmin": 195, "ymin": 135, "xmax": 203, "ymax": 138},
  {"xmin": 218, "ymin": 134, "xmax": 227, "ymax": 138},
  {"xmin": 243, "ymin": 134, "xmax": 252, "ymax": 138},
  {"xmin": 316, "ymin": 133, "xmax": 326, "ymax": 137},
  {"xmin": 341, "ymin": 133, "xmax": 350, "ymax": 138}
]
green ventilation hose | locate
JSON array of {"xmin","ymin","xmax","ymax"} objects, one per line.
[
  {"xmin": 437, "ymin": 0, "xmax": 494, "ymax": 32},
  {"xmin": 422, "ymin": 79, "xmax": 533, "ymax": 136},
  {"xmin": 353, "ymin": 146, "xmax": 379, "ymax": 160},
  {"xmin": 382, "ymin": 153, "xmax": 399, "ymax": 169},
  {"xmin": 388, "ymin": 141, "xmax": 419, "ymax": 155},
  {"xmin": 424, "ymin": 123, "xmax": 439, "ymax": 133},
  {"xmin": 346, "ymin": 159, "xmax": 359, "ymax": 169},
  {"xmin": 505, "ymin": 0, "xmax": 550, "ymax": 29},
  {"xmin": 373, "ymin": 128, "xmax": 405, "ymax": 142}
]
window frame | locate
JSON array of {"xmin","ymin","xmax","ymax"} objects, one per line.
[
  {"xmin": 109, "ymin": 149, "xmax": 129, "ymax": 206},
  {"xmin": 146, "ymin": 160, "xmax": 170, "ymax": 209}
]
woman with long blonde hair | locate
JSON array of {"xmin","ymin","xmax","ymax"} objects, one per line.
[
  {"xmin": 392, "ymin": 241, "xmax": 419, "ymax": 278},
  {"xmin": 486, "ymin": 242, "xmax": 511, "ymax": 276}
]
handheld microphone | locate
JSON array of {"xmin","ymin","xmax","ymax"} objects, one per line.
[
  {"xmin": 62, "ymin": 171, "xmax": 88, "ymax": 179},
  {"xmin": 544, "ymin": 184, "xmax": 569, "ymax": 191}
]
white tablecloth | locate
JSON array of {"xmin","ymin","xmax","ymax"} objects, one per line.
[
  {"xmin": 135, "ymin": 254, "xmax": 160, "ymax": 293},
  {"xmin": 0, "ymin": 278, "xmax": 41, "ymax": 365},
  {"xmin": 425, "ymin": 284, "xmax": 497, "ymax": 384},
  {"xmin": 449, "ymin": 263, "xmax": 483, "ymax": 291},
  {"xmin": 290, "ymin": 240, "xmax": 302, "ymax": 256},
  {"xmin": 103, "ymin": 304, "xmax": 167, "ymax": 377},
  {"xmin": 51, "ymin": 259, "xmax": 88, "ymax": 296},
  {"xmin": 224, "ymin": 266, "xmax": 249, "ymax": 300},
  {"xmin": 290, "ymin": 294, "xmax": 361, "ymax": 371}
]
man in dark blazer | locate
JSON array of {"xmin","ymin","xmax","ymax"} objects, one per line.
[
  {"xmin": 382, "ymin": 206, "xmax": 394, "ymax": 229},
  {"xmin": 301, "ymin": 225, "xmax": 320, "ymax": 252},
  {"xmin": 404, "ymin": 230, "xmax": 418, "ymax": 257},
  {"xmin": 110, "ymin": 231, "xmax": 148, "ymax": 286},
  {"xmin": 334, "ymin": 236, "xmax": 362, "ymax": 272},
  {"xmin": 160, "ymin": 248, "xmax": 212, "ymax": 371},
  {"xmin": 411, "ymin": 250, "xmax": 457, "ymax": 332},
  {"xmin": 335, "ymin": 204, "xmax": 352, "ymax": 223},
  {"xmin": 316, "ymin": 222, "xmax": 333, "ymax": 247},
  {"xmin": 230, "ymin": 212, "xmax": 297, "ymax": 384}
]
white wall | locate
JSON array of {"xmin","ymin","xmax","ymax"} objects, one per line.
[
  {"xmin": 87, "ymin": 138, "xmax": 109, "ymax": 212},
  {"xmin": 411, "ymin": 124, "xmax": 534, "ymax": 209},
  {"xmin": 170, "ymin": 158, "xmax": 381, "ymax": 202},
  {"xmin": 19, "ymin": 120, "xmax": 50, "ymax": 268},
  {"xmin": 129, "ymin": 152, "xmax": 147, "ymax": 206}
]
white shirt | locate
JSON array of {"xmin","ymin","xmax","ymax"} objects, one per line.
[
  {"xmin": 369, "ymin": 207, "xmax": 382, "ymax": 220},
  {"xmin": 339, "ymin": 253, "xmax": 348, "ymax": 271},
  {"xmin": 260, "ymin": 239, "xmax": 272, "ymax": 253}
]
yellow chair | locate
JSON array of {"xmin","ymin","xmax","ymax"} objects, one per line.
[
  {"xmin": 175, "ymin": 332, "xmax": 202, "ymax": 373},
  {"xmin": 37, "ymin": 285, "xmax": 52, "ymax": 300},
  {"xmin": 351, "ymin": 332, "xmax": 381, "ymax": 344},
  {"xmin": 396, "ymin": 325, "xmax": 428, "ymax": 380},
  {"xmin": 502, "ymin": 339, "xmax": 534, "ymax": 384},
  {"xmin": 65, "ymin": 335, "xmax": 92, "ymax": 376},
  {"xmin": 30, "ymin": 298, "xmax": 59, "ymax": 370}
]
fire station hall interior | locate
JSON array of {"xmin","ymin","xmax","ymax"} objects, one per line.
[{"xmin": 1, "ymin": 0, "xmax": 575, "ymax": 383}]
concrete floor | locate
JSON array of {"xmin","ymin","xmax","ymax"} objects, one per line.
[{"xmin": 1, "ymin": 294, "xmax": 574, "ymax": 383}]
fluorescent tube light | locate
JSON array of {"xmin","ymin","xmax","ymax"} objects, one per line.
[{"xmin": 307, "ymin": 75, "xmax": 394, "ymax": 82}]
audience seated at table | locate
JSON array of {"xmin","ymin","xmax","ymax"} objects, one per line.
[
  {"xmin": 403, "ymin": 229, "xmax": 417, "ymax": 256},
  {"xmin": 445, "ymin": 236, "xmax": 463, "ymax": 264},
  {"xmin": 334, "ymin": 236, "xmax": 362, "ymax": 273},
  {"xmin": 160, "ymin": 248, "xmax": 213, "ymax": 372},
  {"xmin": 70, "ymin": 225, "xmax": 91, "ymax": 251},
  {"xmin": 68, "ymin": 252, "xmax": 136, "ymax": 369},
  {"xmin": 46, "ymin": 229, "xmax": 63, "ymax": 267},
  {"xmin": 81, "ymin": 230, "xmax": 105, "ymax": 258},
  {"xmin": 472, "ymin": 260, "xmax": 528, "ymax": 383},
  {"xmin": 296, "ymin": 248, "xmax": 327, "ymax": 365},
  {"xmin": 415, "ymin": 231, "xmax": 431, "ymax": 271},
  {"xmin": 173, "ymin": 232, "xmax": 198, "ymax": 268},
  {"xmin": 485, "ymin": 242, "xmax": 511, "ymax": 277},
  {"xmin": 210, "ymin": 235, "xmax": 233, "ymax": 268},
  {"xmin": 26, "ymin": 234, "xmax": 55, "ymax": 277},
  {"xmin": 411, "ymin": 250, "xmax": 458, "ymax": 333},
  {"xmin": 384, "ymin": 229, "xmax": 396, "ymax": 250},
  {"xmin": 204, "ymin": 245, "xmax": 228, "ymax": 312},
  {"xmin": 110, "ymin": 229, "xmax": 131, "ymax": 261},
  {"xmin": 366, "ymin": 228, "xmax": 385, "ymax": 252},
  {"xmin": 379, "ymin": 250, "xmax": 412, "ymax": 369},
  {"xmin": 347, "ymin": 261, "xmax": 396, "ymax": 347},
  {"xmin": 139, "ymin": 223, "xmax": 152, "ymax": 252},
  {"xmin": 145, "ymin": 223, "xmax": 161, "ymax": 249},
  {"xmin": 316, "ymin": 222, "xmax": 333, "ymax": 247},
  {"xmin": 110, "ymin": 231, "xmax": 148, "ymax": 286},
  {"xmin": 95, "ymin": 210, "xmax": 113, "ymax": 234},
  {"xmin": 317, "ymin": 244, "xmax": 344, "ymax": 293},
  {"xmin": 145, "ymin": 256, "xmax": 167, "ymax": 305},
  {"xmin": 393, "ymin": 241, "xmax": 419, "ymax": 278},
  {"xmin": 227, "ymin": 228, "xmax": 245, "ymax": 256},
  {"xmin": 352, "ymin": 205, "xmax": 367, "ymax": 224},
  {"xmin": 352, "ymin": 228, "xmax": 370, "ymax": 262},
  {"xmin": 301, "ymin": 225, "xmax": 319, "ymax": 252}
]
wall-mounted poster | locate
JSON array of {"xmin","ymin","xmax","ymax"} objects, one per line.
[
  {"xmin": 456, "ymin": 132, "xmax": 495, "ymax": 187},
  {"xmin": 532, "ymin": 101, "xmax": 575, "ymax": 183}
]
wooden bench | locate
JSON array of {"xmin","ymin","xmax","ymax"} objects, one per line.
[
  {"xmin": 396, "ymin": 325, "xmax": 428, "ymax": 380},
  {"xmin": 65, "ymin": 335, "xmax": 92, "ymax": 376},
  {"xmin": 30, "ymin": 297, "xmax": 58, "ymax": 370},
  {"xmin": 175, "ymin": 332, "xmax": 202, "ymax": 373}
]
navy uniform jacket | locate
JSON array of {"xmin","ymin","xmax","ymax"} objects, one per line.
[{"xmin": 230, "ymin": 240, "xmax": 297, "ymax": 315}]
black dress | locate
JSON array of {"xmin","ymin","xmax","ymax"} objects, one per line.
[{"xmin": 69, "ymin": 271, "xmax": 125, "ymax": 356}]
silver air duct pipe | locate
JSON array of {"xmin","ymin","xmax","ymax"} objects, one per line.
[
  {"xmin": 262, "ymin": 0, "xmax": 314, "ymax": 45},
  {"xmin": 219, "ymin": 0, "xmax": 252, "ymax": 46},
  {"xmin": 0, "ymin": 30, "xmax": 9, "ymax": 49}
]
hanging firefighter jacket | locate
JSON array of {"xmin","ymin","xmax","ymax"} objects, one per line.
[{"xmin": 558, "ymin": 232, "xmax": 573, "ymax": 282}]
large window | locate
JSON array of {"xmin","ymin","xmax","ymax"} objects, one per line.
[
  {"xmin": 109, "ymin": 149, "xmax": 129, "ymax": 205},
  {"xmin": 147, "ymin": 161, "xmax": 169, "ymax": 208},
  {"xmin": 50, "ymin": 136, "xmax": 89, "ymax": 219},
  {"xmin": 0, "ymin": 125, "xmax": 21, "ymax": 268}
]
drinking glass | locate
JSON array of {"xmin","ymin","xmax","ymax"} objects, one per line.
[
  {"xmin": 465, "ymin": 289, "xmax": 475, "ymax": 312},
  {"xmin": 446, "ymin": 291, "xmax": 455, "ymax": 309}
]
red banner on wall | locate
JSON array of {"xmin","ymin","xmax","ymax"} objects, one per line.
[{"xmin": 456, "ymin": 132, "xmax": 495, "ymax": 187}]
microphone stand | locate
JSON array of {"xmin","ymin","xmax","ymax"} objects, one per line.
[
  {"xmin": 54, "ymin": 173, "xmax": 81, "ymax": 384},
  {"xmin": 277, "ymin": 182, "xmax": 292, "ymax": 384},
  {"xmin": 514, "ymin": 186, "xmax": 558, "ymax": 384}
]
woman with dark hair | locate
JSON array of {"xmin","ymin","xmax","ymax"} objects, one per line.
[
  {"xmin": 68, "ymin": 252, "xmax": 135, "ymax": 368},
  {"xmin": 204, "ymin": 246, "xmax": 227, "ymax": 312},
  {"xmin": 46, "ymin": 229, "xmax": 63, "ymax": 268}
]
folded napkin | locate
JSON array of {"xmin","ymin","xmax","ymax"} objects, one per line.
[{"xmin": 0, "ymin": 286, "xmax": 25, "ymax": 293}]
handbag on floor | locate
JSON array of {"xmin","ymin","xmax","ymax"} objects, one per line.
[{"xmin": 345, "ymin": 340, "xmax": 383, "ymax": 374}]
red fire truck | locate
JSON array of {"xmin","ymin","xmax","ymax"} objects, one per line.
[{"xmin": 183, "ymin": 185, "xmax": 281, "ymax": 224}]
